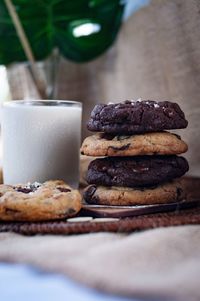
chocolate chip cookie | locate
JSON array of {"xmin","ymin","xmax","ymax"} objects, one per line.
[
  {"xmin": 81, "ymin": 132, "xmax": 188, "ymax": 157},
  {"xmin": 0, "ymin": 180, "xmax": 82, "ymax": 221},
  {"xmin": 84, "ymin": 180, "xmax": 186, "ymax": 206},
  {"xmin": 86, "ymin": 156, "xmax": 189, "ymax": 188},
  {"xmin": 87, "ymin": 100, "xmax": 188, "ymax": 134}
]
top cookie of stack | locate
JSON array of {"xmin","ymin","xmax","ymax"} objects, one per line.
[{"xmin": 81, "ymin": 100, "xmax": 189, "ymax": 206}]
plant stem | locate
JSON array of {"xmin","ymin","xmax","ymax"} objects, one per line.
[{"xmin": 4, "ymin": 0, "xmax": 47, "ymax": 99}]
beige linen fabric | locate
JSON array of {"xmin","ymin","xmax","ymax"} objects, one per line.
[{"xmin": 0, "ymin": 225, "xmax": 200, "ymax": 301}]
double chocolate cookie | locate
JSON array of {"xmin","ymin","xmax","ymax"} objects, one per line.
[
  {"xmin": 87, "ymin": 100, "xmax": 188, "ymax": 134},
  {"xmin": 86, "ymin": 156, "xmax": 189, "ymax": 188}
]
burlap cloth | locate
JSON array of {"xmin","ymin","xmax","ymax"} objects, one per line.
[{"xmin": 0, "ymin": 225, "xmax": 199, "ymax": 301}]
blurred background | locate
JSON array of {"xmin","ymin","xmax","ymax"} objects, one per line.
[{"xmin": 0, "ymin": 0, "xmax": 200, "ymax": 176}]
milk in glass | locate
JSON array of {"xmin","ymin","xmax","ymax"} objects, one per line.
[{"xmin": 1, "ymin": 101, "xmax": 82, "ymax": 188}]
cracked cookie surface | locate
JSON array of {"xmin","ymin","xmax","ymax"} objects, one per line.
[
  {"xmin": 87, "ymin": 100, "xmax": 188, "ymax": 134},
  {"xmin": 0, "ymin": 180, "xmax": 82, "ymax": 221},
  {"xmin": 81, "ymin": 132, "xmax": 188, "ymax": 157},
  {"xmin": 84, "ymin": 180, "xmax": 186, "ymax": 206}
]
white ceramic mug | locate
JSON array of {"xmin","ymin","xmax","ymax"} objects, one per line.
[{"xmin": 1, "ymin": 100, "xmax": 82, "ymax": 187}]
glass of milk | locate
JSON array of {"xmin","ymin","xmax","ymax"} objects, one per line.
[{"xmin": 1, "ymin": 100, "xmax": 82, "ymax": 188}]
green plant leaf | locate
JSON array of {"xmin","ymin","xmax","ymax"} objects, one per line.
[{"xmin": 0, "ymin": 0, "xmax": 124, "ymax": 64}]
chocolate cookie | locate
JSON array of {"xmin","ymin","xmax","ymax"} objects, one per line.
[
  {"xmin": 81, "ymin": 132, "xmax": 188, "ymax": 157},
  {"xmin": 87, "ymin": 100, "xmax": 188, "ymax": 134},
  {"xmin": 84, "ymin": 180, "xmax": 186, "ymax": 206},
  {"xmin": 86, "ymin": 156, "xmax": 189, "ymax": 187},
  {"xmin": 0, "ymin": 180, "xmax": 82, "ymax": 221}
]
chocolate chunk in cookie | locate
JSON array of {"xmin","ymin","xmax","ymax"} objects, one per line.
[
  {"xmin": 81, "ymin": 132, "xmax": 188, "ymax": 157},
  {"xmin": 86, "ymin": 156, "xmax": 189, "ymax": 188},
  {"xmin": 83, "ymin": 180, "xmax": 186, "ymax": 206},
  {"xmin": 87, "ymin": 100, "xmax": 188, "ymax": 134}
]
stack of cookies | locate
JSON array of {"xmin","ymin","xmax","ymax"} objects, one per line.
[{"xmin": 81, "ymin": 100, "xmax": 189, "ymax": 206}]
